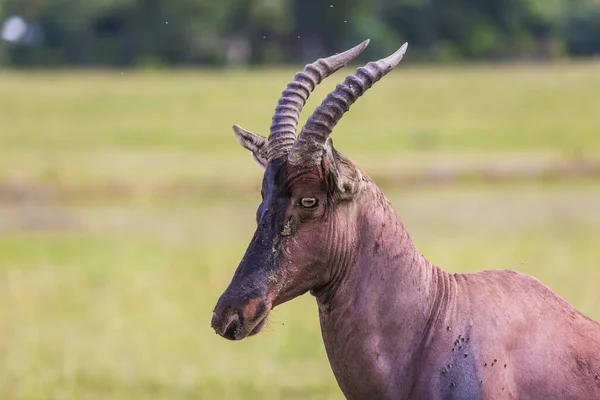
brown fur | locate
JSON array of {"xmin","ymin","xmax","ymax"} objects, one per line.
[
  {"xmin": 211, "ymin": 41, "xmax": 600, "ymax": 398},
  {"xmin": 212, "ymin": 152, "xmax": 600, "ymax": 399}
]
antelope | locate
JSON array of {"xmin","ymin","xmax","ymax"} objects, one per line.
[{"xmin": 210, "ymin": 40, "xmax": 600, "ymax": 399}]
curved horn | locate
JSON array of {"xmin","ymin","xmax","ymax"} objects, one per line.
[
  {"xmin": 289, "ymin": 43, "xmax": 409, "ymax": 166},
  {"xmin": 267, "ymin": 39, "xmax": 370, "ymax": 162}
]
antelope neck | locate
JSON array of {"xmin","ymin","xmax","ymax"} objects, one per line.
[
  {"xmin": 317, "ymin": 181, "xmax": 443, "ymax": 313},
  {"xmin": 314, "ymin": 181, "xmax": 452, "ymax": 397}
]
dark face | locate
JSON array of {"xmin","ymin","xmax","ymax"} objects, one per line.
[
  {"xmin": 211, "ymin": 156, "xmax": 357, "ymax": 340},
  {"xmin": 211, "ymin": 39, "xmax": 407, "ymax": 341}
]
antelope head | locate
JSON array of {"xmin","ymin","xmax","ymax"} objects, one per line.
[{"xmin": 211, "ymin": 40, "xmax": 408, "ymax": 340}]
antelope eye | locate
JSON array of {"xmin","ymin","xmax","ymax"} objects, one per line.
[{"xmin": 300, "ymin": 197, "xmax": 318, "ymax": 209}]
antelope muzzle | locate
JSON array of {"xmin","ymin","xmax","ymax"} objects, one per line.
[{"xmin": 211, "ymin": 291, "xmax": 271, "ymax": 341}]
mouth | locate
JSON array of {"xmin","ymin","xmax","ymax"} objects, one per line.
[
  {"xmin": 213, "ymin": 308, "xmax": 270, "ymax": 341},
  {"xmin": 249, "ymin": 313, "xmax": 268, "ymax": 336}
]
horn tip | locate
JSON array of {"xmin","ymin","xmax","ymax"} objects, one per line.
[
  {"xmin": 399, "ymin": 42, "xmax": 409, "ymax": 55},
  {"xmin": 380, "ymin": 42, "xmax": 409, "ymax": 69},
  {"xmin": 354, "ymin": 39, "xmax": 370, "ymax": 54},
  {"xmin": 337, "ymin": 39, "xmax": 370, "ymax": 62}
]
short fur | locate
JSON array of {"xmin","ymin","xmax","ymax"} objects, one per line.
[{"xmin": 211, "ymin": 43, "xmax": 600, "ymax": 400}]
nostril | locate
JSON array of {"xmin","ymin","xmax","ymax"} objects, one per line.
[{"xmin": 223, "ymin": 312, "xmax": 240, "ymax": 340}]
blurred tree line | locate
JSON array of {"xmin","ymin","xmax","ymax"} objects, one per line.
[{"xmin": 1, "ymin": 0, "xmax": 600, "ymax": 67}]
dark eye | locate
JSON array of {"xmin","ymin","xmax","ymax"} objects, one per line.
[{"xmin": 300, "ymin": 197, "xmax": 318, "ymax": 209}]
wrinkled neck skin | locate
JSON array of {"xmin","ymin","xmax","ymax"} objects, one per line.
[{"xmin": 315, "ymin": 176, "xmax": 443, "ymax": 399}]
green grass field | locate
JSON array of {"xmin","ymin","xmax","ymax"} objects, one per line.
[{"xmin": 1, "ymin": 61, "xmax": 599, "ymax": 399}]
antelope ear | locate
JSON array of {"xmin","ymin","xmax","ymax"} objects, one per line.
[
  {"xmin": 325, "ymin": 139, "xmax": 363, "ymax": 201},
  {"xmin": 233, "ymin": 124, "xmax": 268, "ymax": 169}
]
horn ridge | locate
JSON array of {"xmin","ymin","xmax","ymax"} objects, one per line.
[
  {"xmin": 267, "ymin": 39, "xmax": 370, "ymax": 162},
  {"xmin": 289, "ymin": 43, "xmax": 408, "ymax": 166}
]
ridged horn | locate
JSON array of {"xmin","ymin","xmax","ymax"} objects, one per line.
[
  {"xmin": 267, "ymin": 39, "xmax": 370, "ymax": 162},
  {"xmin": 289, "ymin": 42, "xmax": 409, "ymax": 166}
]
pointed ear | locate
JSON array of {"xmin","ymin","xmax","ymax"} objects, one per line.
[
  {"xmin": 324, "ymin": 139, "xmax": 363, "ymax": 201},
  {"xmin": 232, "ymin": 124, "xmax": 268, "ymax": 169}
]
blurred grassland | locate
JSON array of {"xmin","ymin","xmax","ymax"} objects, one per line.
[{"xmin": 0, "ymin": 61, "xmax": 599, "ymax": 399}]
